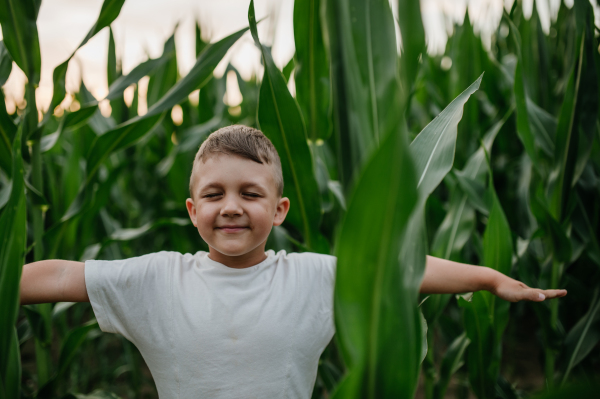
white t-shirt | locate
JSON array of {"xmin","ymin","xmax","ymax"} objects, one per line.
[{"xmin": 85, "ymin": 250, "xmax": 336, "ymax": 399}]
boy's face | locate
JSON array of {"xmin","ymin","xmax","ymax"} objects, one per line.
[{"xmin": 186, "ymin": 154, "xmax": 289, "ymax": 267}]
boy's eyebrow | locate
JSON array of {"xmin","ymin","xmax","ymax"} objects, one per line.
[
  {"xmin": 199, "ymin": 182, "xmax": 224, "ymax": 191},
  {"xmin": 240, "ymin": 182, "xmax": 266, "ymax": 190},
  {"xmin": 198, "ymin": 182, "xmax": 267, "ymax": 191}
]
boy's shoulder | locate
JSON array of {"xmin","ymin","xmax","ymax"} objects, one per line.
[{"xmin": 274, "ymin": 250, "xmax": 336, "ymax": 264}]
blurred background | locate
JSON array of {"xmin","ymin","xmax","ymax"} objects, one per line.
[
  {"xmin": 4, "ymin": 0, "xmax": 598, "ymax": 114},
  {"xmin": 1, "ymin": 0, "xmax": 599, "ymax": 398}
]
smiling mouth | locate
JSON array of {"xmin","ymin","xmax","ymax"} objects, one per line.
[{"xmin": 216, "ymin": 226, "xmax": 249, "ymax": 233}]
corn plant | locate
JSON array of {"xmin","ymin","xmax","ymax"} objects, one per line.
[{"xmin": 1, "ymin": 0, "xmax": 600, "ymax": 398}]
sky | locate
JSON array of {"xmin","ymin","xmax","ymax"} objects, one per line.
[{"xmin": 0, "ymin": 0, "xmax": 592, "ymax": 115}]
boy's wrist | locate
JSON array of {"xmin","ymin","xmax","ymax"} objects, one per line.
[{"xmin": 481, "ymin": 267, "xmax": 507, "ymax": 294}]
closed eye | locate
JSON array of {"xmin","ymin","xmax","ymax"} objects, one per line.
[
  {"xmin": 243, "ymin": 192, "xmax": 261, "ymax": 198},
  {"xmin": 203, "ymin": 193, "xmax": 222, "ymax": 198}
]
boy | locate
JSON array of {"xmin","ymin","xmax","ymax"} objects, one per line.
[{"xmin": 20, "ymin": 125, "xmax": 567, "ymax": 398}]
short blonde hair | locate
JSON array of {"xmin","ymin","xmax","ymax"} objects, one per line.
[{"xmin": 189, "ymin": 125, "xmax": 283, "ymax": 198}]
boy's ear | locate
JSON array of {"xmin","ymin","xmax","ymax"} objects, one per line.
[
  {"xmin": 273, "ymin": 197, "xmax": 290, "ymax": 226},
  {"xmin": 185, "ymin": 198, "xmax": 197, "ymax": 227}
]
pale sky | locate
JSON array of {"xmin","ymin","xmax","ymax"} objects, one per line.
[{"xmin": 0, "ymin": 0, "xmax": 591, "ymax": 115}]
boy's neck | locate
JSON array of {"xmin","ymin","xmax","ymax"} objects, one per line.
[{"xmin": 207, "ymin": 244, "xmax": 268, "ymax": 269}]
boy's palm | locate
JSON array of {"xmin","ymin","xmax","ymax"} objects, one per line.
[{"xmin": 492, "ymin": 280, "xmax": 567, "ymax": 303}]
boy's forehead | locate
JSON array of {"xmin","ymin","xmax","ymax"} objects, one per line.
[{"xmin": 192, "ymin": 153, "xmax": 278, "ymax": 189}]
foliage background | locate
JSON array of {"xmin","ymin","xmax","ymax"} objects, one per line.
[{"xmin": 0, "ymin": 0, "xmax": 599, "ymax": 398}]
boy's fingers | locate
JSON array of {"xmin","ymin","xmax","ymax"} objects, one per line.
[
  {"xmin": 524, "ymin": 289, "xmax": 546, "ymax": 302},
  {"xmin": 541, "ymin": 289, "xmax": 567, "ymax": 299},
  {"xmin": 523, "ymin": 288, "xmax": 567, "ymax": 302}
]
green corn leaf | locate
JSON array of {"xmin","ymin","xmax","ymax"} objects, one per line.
[
  {"xmin": 0, "ymin": 42, "xmax": 15, "ymax": 175},
  {"xmin": 0, "ymin": 41, "xmax": 12, "ymax": 86},
  {"xmin": 282, "ymin": 57, "xmax": 295, "ymax": 83},
  {"xmin": 249, "ymin": 0, "xmax": 326, "ymax": 252},
  {"xmin": 483, "ymin": 188, "xmax": 513, "ymax": 341},
  {"xmin": 507, "ymin": 16, "xmax": 556, "ymax": 171},
  {"xmin": 527, "ymin": 98, "xmax": 556, "ymax": 156},
  {"xmin": 333, "ymin": 124, "xmax": 419, "ymax": 398},
  {"xmin": 143, "ymin": 26, "xmax": 248, "ymax": 120},
  {"xmin": 530, "ymin": 381, "xmax": 600, "ymax": 399},
  {"xmin": 107, "ymin": 27, "xmax": 118, "ymax": 87},
  {"xmin": 293, "ymin": 0, "xmax": 331, "ymax": 141},
  {"xmin": 462, "ymin": 153, "xmax": 514, "ymax": 399},
  {"xmin": 0, "ymin": 124, "xmax": 26, "ymax": 389},
  {"xmin": 41, "ymin": 105, "xmax": 98, "ymax": 152},
  {"xmin": 37, "ymin": 321, "xmax": 100, "ymax": 398},
  {"xmin": 86, "ymin": 114, "xmax": 164, "ymax": 184},
  {"xmin": 530, "ymin": 185, "xmax": 572, "ymax": 263},
  {"xmin": 410, "ymin": 74, "xmax": 482, "ymax": 198},
  {"xmin": 459, "ymin": 294, "xmax": 495, "ymax": 399},
  {"xmin": 57, "ymin": 321, "xmax": 99, "ymax": 377},
  {"xmin": 561, "ymin": 289, "xmax": 600, "ymax": 384},
  {"xmin": 146, "ymin": 33, "xmax": 178, "ymax": 107},
  {"xmin": 397, "ymin": 0, "xmax": 426, "ymax": 99},
  {"xmin": 157, "ymin": 115, "xmax": 223, "ymax": 177},
  {"xmin": 431, "ymin": 107, "xmax": 511, "ymax": 261},
  {"xmin": 43, "ymin": 0, "xmax": 126, "ymax": 123},
  {"xmin": 434, "ymin": 332, "xmax": 470, "ymax": 399},
  {"xmin": 105, "ymin": 46, "xmax": 175, "ymax": 101},
  {"xmin": 453, "ymin": 171, "xmax": 490, "ymax": 215},
  {"xmin": 0, "ymin": 0, "xmax": 41, "ymax": 84},
  {"xmin": 2, "ymin": 328, "xmax": 20, "ymax": 399},
  {"xmin": 513, "ymin": 60, "xmax": 539, "ymax": 166},
  {"xmin": 326, "ymin": 0, "xmax": 401, "ymax": 183},
  {"xmin": 80, "ymin": 218, "xmax": 191, "ymax": 260},
  {"xmin": 551, "ymin": 16, "xmax": 598, "ymax": 221}
]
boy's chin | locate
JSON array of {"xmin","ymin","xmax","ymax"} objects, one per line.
[{"xmin": 210, "ymin": 243, "xmax": 259, "ymax": 258}]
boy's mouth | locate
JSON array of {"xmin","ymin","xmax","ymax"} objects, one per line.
[{"xmin": 216, "ymin": 225, "xmax": 249, "ymax": 233}]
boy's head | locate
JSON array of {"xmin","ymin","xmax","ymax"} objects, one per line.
[
  {"xmin": 188, "ymin": 125, "xmax": 283, "ymax": 199},
  {"xmin": 185, "ymin": 125, "xmax": 289, "ymax": 266}
]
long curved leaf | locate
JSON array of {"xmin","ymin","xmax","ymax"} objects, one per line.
[
  {"xmin": 327, "ymin": 0, "xmax": 401, "ymax": 183},
  {"xmin": 397, "ymin": 0, "xmax": 426, "ymax": 98},
  {"xmin": 409, "ymin": 74, "xmax": 482, "ymax": 197},
  {"xmin": 0, "ymin": 124, "xmax": 26, "ymax": 389},
  {"xmin": 561, "ymin": 289, "xmax": 600, "ymax": 383},
  {"xmin": 43, "ymin": 0, "xmax": 126, "ymax": 123},
  {"xmin": 0, "ymin": 0, "xmax": 41, "ymax": 84},
  {"xmin": 41, "ymin": 105, "xmax": 98, "ymax": 152},
  {"xmin": 461, "ymin": 155, "xmax": 513, "ymax": 399},
  {"xmin": 142, "ymin": 26, "xmax": 248, "ymax": 120},
  {"xmin": 0, "ymin": 41, "xmax": 15, "ymax": 175},
  {"xmin": 249, "ymin": 1, "xmax": 325, "ymax": 252},
  {"xmin": 434, "ymin": 332, "xmax": 470, "ymax": 399},
  {"xmin": 334, "ymin": 122, "xmax": 419, "ymax": 398},
  {"xmin": 104, "ymin": 48, "xmax": 175, "ymax": 101},
  {"xmin": 293, "ymin": 0, "xmax": 331, "ymax": 141}
]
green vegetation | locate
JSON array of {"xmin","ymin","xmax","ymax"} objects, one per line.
[{"xmin": 1, "ymin": 0, "xmax": 599, "ymax": 397}]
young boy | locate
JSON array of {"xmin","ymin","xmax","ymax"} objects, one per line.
[{"xmin": 20, "ymin": 125, "xmax": 566, "ymax": 398}]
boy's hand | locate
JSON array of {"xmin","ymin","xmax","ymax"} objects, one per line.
[{"xmin": 491, "ymin": 277, "xmax": 567, "ymax": 302}]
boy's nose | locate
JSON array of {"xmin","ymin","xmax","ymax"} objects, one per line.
[{"xmin": 220, "ymin": 197, "xmax": 243, "ymax": 217}]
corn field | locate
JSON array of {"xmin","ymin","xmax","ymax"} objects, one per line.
[{"xmin": 1, "ymin": 0, "xmax": 600, "ymax": 397}]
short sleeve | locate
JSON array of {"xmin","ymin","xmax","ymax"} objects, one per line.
[
  {"xmin": 85, "ymin": 251, "xmax": 175, "ymax": 341},
  {"xmin": 319, "ymin": 255, "xmax": 336, "ymax": 315}
]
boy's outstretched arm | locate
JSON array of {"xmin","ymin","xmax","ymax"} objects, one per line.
[
  {"xmin": 20, "ymin": 260, "xmax": 89, "ymax": 305},
  {"xmin": 420, "ymin": 255, "xmax": 567, "ymax": 302}
]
